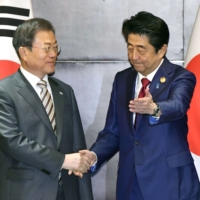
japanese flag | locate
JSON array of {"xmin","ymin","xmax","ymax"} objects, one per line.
[
  {"xmin": 184, "ymin": 5, "xmax": 200, "ymax": 179},
  {"xmin": 0, "ymin": 0, "xmax": 33, "ymax": 79}
]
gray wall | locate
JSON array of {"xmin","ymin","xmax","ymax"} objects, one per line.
[{"xmin": 32, "ymin": 1, "xmax": 199, "ymax": 199}]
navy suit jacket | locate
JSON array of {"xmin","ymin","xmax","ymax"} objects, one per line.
[
  {"xmin": 0, "ymin": 70, "xmax": 93, "ymax": 200},
  {"xmin": 90, "ymin": 57, "xmax": 200, "ymax": 200}
]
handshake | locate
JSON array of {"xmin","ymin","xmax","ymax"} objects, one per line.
[{"xmin": 62, "ymin": 150, "xmax": 96, "ymax": 178}]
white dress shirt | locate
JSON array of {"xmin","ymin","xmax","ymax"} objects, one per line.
[
  {"xmin": 20, "ymin": 66, "xmax": 54, "ymax": 102},
  {"xmin": 133, "ymin": 59, "xmax": 164, "ymax": 123}
]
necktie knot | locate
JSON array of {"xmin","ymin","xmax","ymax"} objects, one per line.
[
  {"xmin": 138, "ymin": 78, "xmax": 151, "ymax": 98},
  {"xmin": 37, "ymin": 80, "xmax": 47, "ymax": 89},
  {"xmin": 141, "ymin": 78, "xmax": 150, "ymax": 89}
]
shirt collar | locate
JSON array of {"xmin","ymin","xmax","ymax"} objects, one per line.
[
  {"xmin": 137, "ymin": 58, "xmax": 164, "ymax": 85},
  {"xmin": 20, "ymin": 66, "xmax": 49, "ymax": 88}
]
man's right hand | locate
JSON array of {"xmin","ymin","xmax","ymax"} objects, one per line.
[
  {"xmin": 62, "ymin": 152, "xmax": 91, "ymax": 175},
  {"xmin": 65, "ymin": 150, "xmax": 97, "ymax": 178}
]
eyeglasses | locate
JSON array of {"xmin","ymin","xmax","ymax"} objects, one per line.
[{"xmin": 29, "ymin": 45, "xmax": 61, "ymax": 55}]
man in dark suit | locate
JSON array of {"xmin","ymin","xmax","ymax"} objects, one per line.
[
  {"xmin": 0, "ymin": 18, "xmax": 93, "ymax": 200},
  {"xmin": 81, "ymin": 11, "xmax": 200, "ymax": 200}
]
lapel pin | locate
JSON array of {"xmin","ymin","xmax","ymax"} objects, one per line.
[
  {"xmin": 156, "ymin": 83, "xmax": 159, "ymax": 89},
  {"xmin": 160, "ymin": 77, "xmax": 166, "ymax": 83},
  {"xmin": 59, "ymin": 92, "xmax": 63, "ymax": 95}
]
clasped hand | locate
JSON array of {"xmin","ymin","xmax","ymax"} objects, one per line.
[{"xmin": 62, "ymin": 150, "xmax": 96, "ymax": 178}]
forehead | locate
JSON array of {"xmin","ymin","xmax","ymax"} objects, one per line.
[
  {"xmin": 33, "ymin": 30, "xmax": 56, "ymax": 44},
  {"xmin": 127, "ymin": 33, "xmax": 150, "ymax": 47}
]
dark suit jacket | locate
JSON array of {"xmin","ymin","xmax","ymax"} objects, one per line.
[
  {"xmin": 0, "ymin": 70, "xmax": 93, "ymax": 200},
  {"xmin": 90, "ymin": 57, "xmax": 200, "ymax": 200}
]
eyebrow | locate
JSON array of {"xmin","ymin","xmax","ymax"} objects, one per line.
[
  {"xmin": 127, "ymin": 43, "xmax": 146, "ymax": 49},
  {"xmin": 44, "ymin": 41, "xmax": 58, "ymax": 46}
]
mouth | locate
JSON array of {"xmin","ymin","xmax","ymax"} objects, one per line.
[
  {"xmin": 129, "ymin": 60, "xmax": 142, "ymax": 66},
  {"xmin": 133, "ymin": 63, "xmax": 142, "ymax": 67},
  {"xmin": 46, "ymin": 61, "xmax": 55, "ymax": 65}
]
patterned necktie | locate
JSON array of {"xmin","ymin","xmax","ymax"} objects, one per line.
[
  {"xmin": 134, "ymin": 78, "xmax": 151, "ymax": 129},
  {"xmin": 37, "ymin": 80, "xmax": 56, "ymax": 134}
]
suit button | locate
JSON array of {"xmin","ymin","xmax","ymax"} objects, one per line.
[{"xmin": 134, "ymin": 141, "xmax": 139, "ymax": 145}]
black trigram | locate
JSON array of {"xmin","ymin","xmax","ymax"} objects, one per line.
[{"xmin": 0, "ymin": 6, "xmax": 30, "ymax": 37}]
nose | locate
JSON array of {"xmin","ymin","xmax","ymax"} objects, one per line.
[
  {"xmin": 129, "ymin": 49, "xmax": 139, "ymax": 60},
  {"xmin": 48, "ymin": 49, "xmax": 57, "ymax": 57}
]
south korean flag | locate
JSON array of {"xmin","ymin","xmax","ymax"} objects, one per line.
[{"xmin": 0, "ymin": 0, "xmax": 33, "ymax": 79}]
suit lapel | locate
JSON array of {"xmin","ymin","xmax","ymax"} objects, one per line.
[
  {"xmin": 49, "ymin": 78, "xmax": 64, "ymax": 146},
  {"xmin": 15, "ymin": 71, "xmax": 54, "ymax": 133},
  {"xmin": 136, "ymin": 58, "xmax": 175, "ymax": 130},
  {"xmin": 126, "ymin": 68, "xmax": 137, "ymax": 132},
  {"xmin": 149, "ymin": 57, "xmax": 175, "ymax": 100}
]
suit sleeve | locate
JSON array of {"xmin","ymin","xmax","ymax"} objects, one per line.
[
  {"xmin": 154, "ymin": 70, "xmax": 196, "ymax": 124},
  {"xmin": 90, "ymin": 74, "xmax": 120, "ymax": 171},
  {"xmin": 0, "ymin": 85, "xmax": 65, "ymax": 179}
]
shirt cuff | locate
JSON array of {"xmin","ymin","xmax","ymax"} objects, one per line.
[
  {"xmin": 149, "ymin": 116, "xmax": 160, "ymax": 125},
  {"xmin": 90, "ymin": 151, "xmax": 98, "ymax": 172}
]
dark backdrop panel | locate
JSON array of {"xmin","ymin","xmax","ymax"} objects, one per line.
[{"xmin": 32, "ymin": 0, "xmax": 183, "ymax": 61}]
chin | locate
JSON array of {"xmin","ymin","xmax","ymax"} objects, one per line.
[
  {"xmin": 133, "ymin": 67, "xmax": 143, "ymax": 72},
  {"xmin": 48, "ymin": 71, "xmax": 55, "ymax": 76},
  {"xmin": 47, "ymin": 68, "xmax": 55, "ymax": 76}
]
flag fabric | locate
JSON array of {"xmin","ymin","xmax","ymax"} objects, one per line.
[
  {"xmin": 184, "ymin": 5, "xmax": 200, "ymax": 179},
  {"xmin": 0, "ymin": 0, "xmax": 33, "ymax": 79}
]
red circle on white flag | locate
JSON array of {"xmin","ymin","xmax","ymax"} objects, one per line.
[
  {"xmin": 0, "ymin": 60, "xmax": 19, "ymax": 80},
  {"xmin": 187, "ymin": 54, "xmax": 200, "ymax": 156}
]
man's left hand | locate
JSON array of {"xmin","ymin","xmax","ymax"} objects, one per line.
[{"xmin": 129, "ymin": 88, "xmax": 156, "ymax": 114}]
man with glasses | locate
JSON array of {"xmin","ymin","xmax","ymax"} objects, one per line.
[{"xmin": 0, "ymin": 18, "xmax": 93, "ymax": 200}]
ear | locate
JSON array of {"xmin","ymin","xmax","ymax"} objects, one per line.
[
  {"xmin": 158, "ymin": 44, "xmax": 167, "ymax": 58},
  {"xmin": 19, "ymin": 47, "xmax": 29, "ymax": 61}
]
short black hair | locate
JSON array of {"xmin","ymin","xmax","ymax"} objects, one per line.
[
  {"xmin": 122, "ymin": 11, "xmax": 169, "ymax": 53},
  {"xmin": 13, "ymin": 18, "xmax": 55, "ymax": 58}
]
